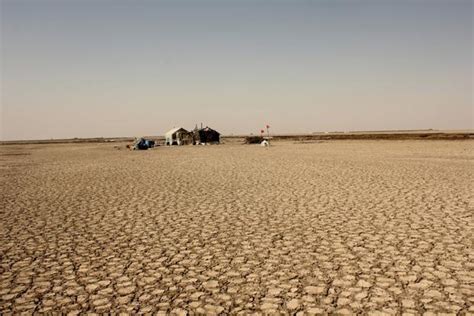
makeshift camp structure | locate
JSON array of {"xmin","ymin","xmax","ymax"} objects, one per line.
[
  {"xmin": 193, "ymin": 126, "xmax": 221, "ymax": 145},
  {"xmin": 131, "ymin": 138, "xmax": 155, "ymax": 150},
  {"xmin": 245, "ymin": 136, "xmax": 264, "ymax": 144},
  {"xmin": 165, "ymin": 128, "xmax": 193, "ymax": 145}
]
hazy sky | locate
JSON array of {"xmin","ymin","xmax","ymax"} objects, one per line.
[{"xmin": 1, "ymin": 0, "xmax": 472, "ymax": 140}]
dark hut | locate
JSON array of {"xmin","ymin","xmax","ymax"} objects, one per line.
[{"xmin": 193, "ymin": 126, "xmax": 220, "ymax": 145}]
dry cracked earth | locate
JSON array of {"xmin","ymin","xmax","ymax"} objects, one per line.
[{"xmin": 0, "ymin": 140, "xmax": 473, "ymax": 315}]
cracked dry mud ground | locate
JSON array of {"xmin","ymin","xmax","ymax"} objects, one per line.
[{"xmin": 0, "ymin": 140, "xmax": 473, "ymax": 315}]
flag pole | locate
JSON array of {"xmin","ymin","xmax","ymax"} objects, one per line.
[{"xmin": 266, "ymin": 124, "xmax": 270, "ymax": 145}]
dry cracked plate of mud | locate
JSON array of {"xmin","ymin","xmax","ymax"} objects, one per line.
[{"xmin": 0, "ymin": 140, "xmax": 473, "ymax": 314}]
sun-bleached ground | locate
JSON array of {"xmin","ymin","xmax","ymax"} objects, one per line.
[{"xmin": 0, "ymin": 140, "xmax": 473, "ymax": 314}]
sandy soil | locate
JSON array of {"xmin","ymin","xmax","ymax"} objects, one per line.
[{"xmin": 0, "ymin": 140, "xmax": 473, "ymax": 314}]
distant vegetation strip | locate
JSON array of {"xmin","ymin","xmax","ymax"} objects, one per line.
[{"xmin": 271, "ymin": 132, "xmax": 473, "ymax": 141}]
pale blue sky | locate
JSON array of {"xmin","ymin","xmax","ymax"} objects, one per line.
[{"xmin": 1, "ymin": 0, "xmax": 472, "ymax": 140}]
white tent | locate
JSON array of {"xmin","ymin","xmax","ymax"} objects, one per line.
[{"xmin": 165, "ymin": 127, "xmax": 189, "ymax": 145}]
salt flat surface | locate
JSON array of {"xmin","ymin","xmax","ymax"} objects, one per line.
[{"xmin": 1, "ymin": 140, "xmax": 473, "ymax": 314}]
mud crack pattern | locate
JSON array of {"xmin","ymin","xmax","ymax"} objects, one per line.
[{"xmin": 0, "ymin": 141, "xmax": 473, "ymax": 314}]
